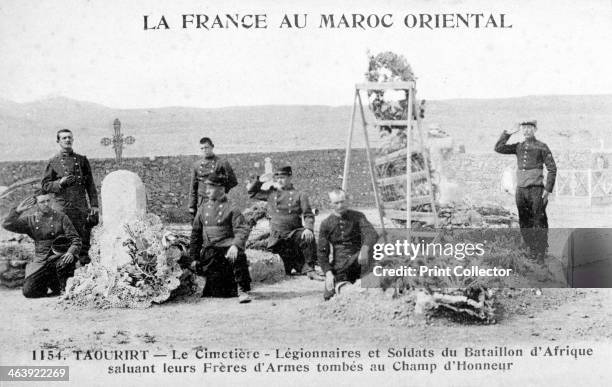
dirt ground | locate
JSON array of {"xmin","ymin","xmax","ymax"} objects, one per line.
[
  {"xmin": 0, "ymin": 280, "xmax": 611, "ymax": 352},
  {"xmin": 1, "ymin": 202, "xmax": 611, "ymax": 350},
  {"xmin": 0, "ymin": 279, "xmax": 611, "ymax": 387},
  {"xmin": 0, "ymin": 201, "xmax": 611, "ymax": 385}
]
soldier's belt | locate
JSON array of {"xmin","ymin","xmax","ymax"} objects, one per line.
[
  {"xmin": 332, "ymin": 245, "xmax": 360, "ymax": 255},
  {"xmin": 201, "ymin": 226, "xmax": 233, "ymax": 238},
  {"xmin": 270, "ymin": 215, "xmax": 302, "ymax": 228},
  {"xmin": 202, "ymin": 226, "xmax": 233, "ymax": 231}
]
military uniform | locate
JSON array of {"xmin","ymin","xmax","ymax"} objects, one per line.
[
  {"xmin": 495, "ymin": 131, "xmax": 557, "ymax": 256},
  {"xmin": 318, "ymin": 209, "xmax": 379, "ymax": 282},
  {"xmin": 41, "ymin": 150, "xmax": 98, "ymax": 263},
  {"xmin": 2, "ymin": 208, "xmax": 81, "ymax": 298},
  {"xmin": 189, "ymin": 196, "xmax": 251, "ymax": 297},
  {"xmin": 189, "ymin": 155, "xmax": 238, "ymax": 213},
  {"xmin": 248, "ymin": 177, "xmax": 317, "ymax": 275}
]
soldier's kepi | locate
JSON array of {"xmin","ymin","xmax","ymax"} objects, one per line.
[
  {"xmin": 247, "ymin": 165, "xmax": 321, "ymax": 279},
  {"xmin": 41, "ymin": 129, "xmax": 98, "ymax": 265},
  {"xmin": 494, "ymin": 120, "xmax": 557, "ymax": 260},
  {"xmin": 189, "ymin": 137, "xmax": 238, "ymax": 217}
]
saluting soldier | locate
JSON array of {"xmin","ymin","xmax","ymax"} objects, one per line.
[
  {"xmin": 189, "ymin": 173, "xmax": 252, "ymax": 303},
  {"xmin": 41, "ymin": 129, "xmax": 98, "ymax": 264},
  {"xmin": 494, "ymin": 120, "xmax": 557, "ymax": 260},
  {"xmin": 189, "ymin": 137, "xmax": 238, "ymax": 218},
  {"xmin": 2, "ymin": 192, "xmax": 81, "ymax": 298},
  {"xmin": 247, "ymin": 165, "xmax": 321, "ymax": 279},
  {"xmin": 318, "ymin": 189, "xmax": 379, "ymax": 300}
]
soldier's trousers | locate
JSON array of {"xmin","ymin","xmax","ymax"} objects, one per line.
[
  {"xmin": 64, "ymin": 208, "xmax": 92, "ymax": 264},
  {"xmin": 269, "ymin": 230, "xmax": 317, "ymax": 275},
  {"xmin": 515, "ymin": 186, "xmax": 548, "ymax": 256},
  {"xmin": 196, "ymin": 246, "xmax": 251, "ymax": 298},
  {"xmin": 22, "ymin": 257, "xmax": 75, "ymax": 298}
]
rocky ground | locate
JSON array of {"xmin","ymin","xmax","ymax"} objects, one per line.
[
  {"xmin": 0, "ymin": 201, "xmax": 611, "ymax": 385},
  {"xmin": 0, "ymin": 280, "xmax": 610, "ymax": 351}
]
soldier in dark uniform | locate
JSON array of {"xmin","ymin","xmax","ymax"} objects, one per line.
[
  {"xmin": 189, "ymin": 173, "xmax": 252, "ymax": 303},
  {"xmin": 188, "ymin": 137, "xmax": 238, "ymax": 218},
  {"xmin": 2, "ymin": 193, "xmax": 81, "ymax": 298},
  {"xmin": 41, "ymin": 129, "xmax": 98, "ymax": 265},
  {"xmin": 494, "ymin": 120, "xmax": 557, "ymax": 260},
  {"xmin": 318, "ymin": 189, "xmax": 379, "ymax": 300},
  {"xmin": 247, "ymin": 165, "xmax": 321, "ymax": 279}
]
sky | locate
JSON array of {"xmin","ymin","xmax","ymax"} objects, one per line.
[{"xmin": 0, "ymin": 0, "xmax": 611, "ymax": 108}]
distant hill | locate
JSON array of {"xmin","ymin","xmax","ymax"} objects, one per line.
[{"xmin": 1, "ymin": 94, "xmax": 611, "ymax": 161}]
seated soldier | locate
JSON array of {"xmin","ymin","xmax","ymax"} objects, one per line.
[
  {"xmin": 247, "ymin": 165, "xmax": 322, "ymax": 280},
  {"xmin": 189, "ymin": 173, "xmax": 252, "ymax": 303},
  {"xmin": 318, "ymin": 189, "xmax": 379, "ymax": 300},
  {"xmin": 2, "ymin": 192, "xmax": 81, "ymax": 298}
]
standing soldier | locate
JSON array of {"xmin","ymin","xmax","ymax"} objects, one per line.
[
  {"xmin": 318, "ymin": 189, "xmax": 379, "ymax": 300},
  {"xmin": 247, "ymin": 165, "xmax": 321, "ymax": 279},
  {"xmin": 41, "ymin": 129, "xmax": 98, "ymax": 265},
  {"xmin": 189, "ymin": 137, "xmax": 238, "ymax": 218},
  {"xmin": 189, "ymin": 173, "xmax": 252, "ymax": 303},
  {"xmin": 2, "ymin": 192, "xmax": 81, "ymax": 298},
  {"xmin": 494, "ymin": 120, "xmax": 557, "ymax": 261}
]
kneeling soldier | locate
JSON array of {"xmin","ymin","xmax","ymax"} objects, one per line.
[
  {"xmin": 247, "ymin": 165, "xmax": 321, "ymax": 279},
  {"xmin": 2, "ymin": 192, "xmax": 81, "ymax": 298},
  {"xmin": 318, "ymin": 189, "xmax": 378, "ymax": 300},
  {"xmin": 189, "ymin": 173, "xmax": 252, "ymax": 303}
]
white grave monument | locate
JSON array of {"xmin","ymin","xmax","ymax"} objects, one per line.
[{"xmin": 98, "ymin": 170, "xmax": 147, "ymax": 268}]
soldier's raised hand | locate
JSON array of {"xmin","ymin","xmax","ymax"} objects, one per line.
[
  {"xmin": 15, "ymin": 196, "xmax": 36, "ymax": 213},
  {"xmin": 504, "ymin": 124, "xmax": 520, "ymax": 135}
]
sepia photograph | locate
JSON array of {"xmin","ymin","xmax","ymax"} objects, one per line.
[{"xmin": 1, "ymin": 0, "xmax": 611, "ymax": 385}]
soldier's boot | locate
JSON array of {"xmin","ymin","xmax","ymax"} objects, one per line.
[
  {"xmin": 307, "ymin": 271, "xmax": 324, "ymax": 281},
  {"xmin": 78, "ymin": 252, "xmax": 91, "ymax": 265},
  {"xmin": 237, "ymin": 287, "xmax": 252, "ymax": 304},
  {"xmin": 323, "ymin": 286, "xmax": 335, "ymax": 301},
  {"xmin": 48, "ymin": 283, "xmax": 62, "ymax": 297}
]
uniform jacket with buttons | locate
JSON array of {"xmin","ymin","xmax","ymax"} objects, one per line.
[
  {"xmin": 494, "ymin": 132, "xmax": 557, "ymax": 192},
  {"xmin": 317, "ymin": 210, "xmax": 378, "ymax": 273},
  {"xmin": 189, "ymin": 155, "xmax": 238, "ymax": 211},
  {"xmin": 2, "ymin": 208, "xmax": 81, "ymax": 277},
  {"xmin": 41, "ymin": 150, "xmax": 98, "ymax": 212},
  {"xmin": 189, "ymin": 196, "xmax": 250, "ymax": 261},
  {"xmin": 247, "ymin": 180, "xmax": 315, "ymax": 234}
]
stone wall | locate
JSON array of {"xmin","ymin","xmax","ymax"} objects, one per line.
[
  {"xmin": 0, "ymin": 149, "xmax": 591, "ymax": 222},
  {"xmin": 0, "ymin": 149, "xmax": 374, "ymax": 222}
]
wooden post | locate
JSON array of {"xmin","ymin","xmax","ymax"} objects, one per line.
[
  {"xmin": 356, "ymin": 90, "xmax": 386, "ymax": 241},
  {"xmin": 414, "ymin": 92, "xmax": 439, "ymax": 227},
  {"xmin": 406, "ymin": 87, "xmax": 414, "ymax": 229},
  {"xmin": 342, "ymin": 91, "xmax": 358, "ymax": 191}
]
